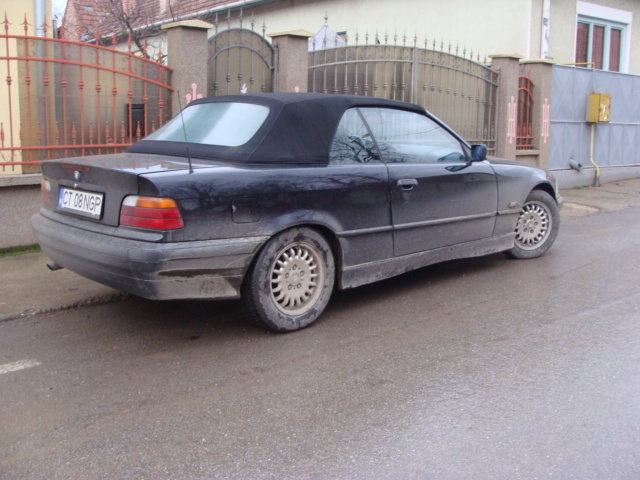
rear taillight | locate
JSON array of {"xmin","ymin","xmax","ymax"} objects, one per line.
[
  {"xmin": 119, "ymin": 196, "xmax": 184, "ymax": 230},
  {"xmin": 41, "ymin": 178, "xmax": 53, "ymax": 208}
]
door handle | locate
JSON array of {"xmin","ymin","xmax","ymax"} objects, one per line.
[{"xmin": 397, "ymin": 178, "xmax": 418, "ymax": 191}]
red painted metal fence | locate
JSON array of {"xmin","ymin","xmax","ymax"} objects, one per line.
[
  {"xmin": 0, "ymin": 15, "xmax": 173, "ymax": 173},
  {"xmin": 516, "ymin": 75, "xmax": 534, "ymax": 150}
]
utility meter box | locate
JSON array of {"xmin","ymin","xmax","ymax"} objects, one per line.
[{"xmin": 587, "ymin": 93, "xmax": 611, "ymax": 123}]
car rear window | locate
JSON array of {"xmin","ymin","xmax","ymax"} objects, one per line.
[{"xmin": 144, "ymin": 102, "xmax": 270, "ymax": 147}]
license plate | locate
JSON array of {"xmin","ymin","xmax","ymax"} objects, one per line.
[{"xmin": 58, "ymin": 187, "xmax": 104, "ymax": 219}]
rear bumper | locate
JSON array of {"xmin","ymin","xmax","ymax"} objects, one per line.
[{"xmin": 31, "ymin": 212, "xmax": 268, "ymax": 300}]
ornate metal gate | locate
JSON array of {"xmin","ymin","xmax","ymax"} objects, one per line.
[
  {"xmin": 0, "ymin": 16, "xmax": 172, "ymax": 174},
  {"xmin": 309, "ymin": 34, "xmax": 499, "ymax": 152},
  {"xmin": 207, "ymin": 16, "xmax": 274, "ymax": 96},
  {"xmin": 517, "ymin": 75, "xmax": 534, "ymax": 150}
]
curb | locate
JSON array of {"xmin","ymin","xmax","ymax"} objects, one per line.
[
  {"xmin": 0, "ymin": 292, "xmax": 130, "ymax": 323},
  {"xmin": 561, "ymin": 202, "xmax": 601, "ymax": 218}
]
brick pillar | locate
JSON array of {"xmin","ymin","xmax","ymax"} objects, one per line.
[
  {"xmin": 490, "ymin": 54, "xmax": 522, "ymax": 161},
  {"xmin": 520, "ymin": 60, "xmax": 554, "ymax": 169},
  {"xmin": 162, "ymin": 20, "xmax": 213, "ymax": 115},
  {"xmin": 268, "ymin": 30, "xmax": 313, "ymax": 93}
]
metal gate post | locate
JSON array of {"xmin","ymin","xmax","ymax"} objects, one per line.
[
  {"xmin": 410, "ymin": 46, "xmax": 418, "ymax": 104},
  {"xmin": 269, "ymin": 30, "xmax": 312, "ymax": 92}
]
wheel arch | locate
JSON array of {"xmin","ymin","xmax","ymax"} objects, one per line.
[
  {"xmin": 532, "ymin": 181, "xmax": 558, "ymax": 202},
  {"xmin": 242, "ymin": 222, "xmax": 343, "ymax": 288}
]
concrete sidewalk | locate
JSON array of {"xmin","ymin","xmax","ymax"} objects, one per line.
[
  {"xmin": 561, "ymin": 177, "xmax": 640, "ymax": 219},
  {"xmin": 0, "ymin": 252, "xmax": 127, "ymax": 322},
  {"xmin": 1, "ymin": 177, "xmax": 639, "ymax": 322}
]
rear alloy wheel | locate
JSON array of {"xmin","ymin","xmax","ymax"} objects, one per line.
[
  {"xmin": 507, "ymin": 189, "xmax": 559, "ymax": 259},
  {"xmin": 242, "ymin": 228, "xmax": 335, "ymax": 332}
]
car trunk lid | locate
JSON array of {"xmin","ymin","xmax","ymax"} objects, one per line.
[{"xmin": 41, "ymin": 153, "xmax": 206, "ymax": 227}]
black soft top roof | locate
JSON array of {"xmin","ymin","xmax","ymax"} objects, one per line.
[{"xmin": 126, "ymin": 93, "xmax": 426, "ymax": 165}]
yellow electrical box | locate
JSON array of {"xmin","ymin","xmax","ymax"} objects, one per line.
[{"xmin": 587, "ymin": 93, "xmax": 611, "ymax": 123}]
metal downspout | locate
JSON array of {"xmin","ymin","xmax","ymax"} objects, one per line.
[
  {"xmin": 589, "ymin": 123, "xmax": 601, "ymax": 187},
  {"xmin": 34, "ymin": 0, "xmax": 45, "ymax": 36},
  {"xmin": 589, "ymin": 64, "xmax": 601, "ymax": 187},
  {"xmin": 540, "ymin": 0, "xmax": 551, "ymax": 58}
]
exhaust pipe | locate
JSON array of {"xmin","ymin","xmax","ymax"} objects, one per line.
[{"xmin": 46, "ymin": 262, "xmax": 63, "ymax": 271}]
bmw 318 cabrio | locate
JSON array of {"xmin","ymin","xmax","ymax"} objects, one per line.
[{"xmin": 31, "ymin": 93, "xmax": 561, "ymax": 331}]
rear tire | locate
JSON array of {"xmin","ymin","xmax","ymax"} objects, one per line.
[
  {"xmin": 507, "ymin": 190, "xmax": 559, "ymax": 259},
  {"xmin": 242, "ymin": 227, "xmax": 335, "ymax": 332}
]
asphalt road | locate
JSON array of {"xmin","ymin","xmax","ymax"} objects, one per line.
[{"xmin": 2, "ymin": 207, "xmax": 639, "ymax": 480}]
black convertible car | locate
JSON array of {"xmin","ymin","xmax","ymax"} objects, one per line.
[{"xmin": 31, "ymin": 93, "xmax": 561, "ymax": 331}]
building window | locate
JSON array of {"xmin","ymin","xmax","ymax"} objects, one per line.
[
  {"xmin": 575, "ymin": 2, "xmax": 632, "ymax": 72},
  {"xmin": 575, "ymin": 17, "xmax": 624, "ymax": 71}
]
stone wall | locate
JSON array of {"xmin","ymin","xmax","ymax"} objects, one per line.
[{"xmin": 0, "ymin": 175, "xmax": 40, "ymax": 249}]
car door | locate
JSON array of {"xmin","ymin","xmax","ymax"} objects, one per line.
[
  {"xmin": 327, "ymin": 108, "xmax": 394, "ymax": 267},
  {"xmin": 359, "ymin": 107, "xmax": 498, "ymax": 257}
]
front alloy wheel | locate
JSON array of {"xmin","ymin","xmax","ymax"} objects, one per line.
[
  {"xmin": 507, "ymin": 189, "xmax": 559, "ymax": 259},
  {"xmin": 514, "ymin": 200, "xmax": 551, "ymax": 250}
]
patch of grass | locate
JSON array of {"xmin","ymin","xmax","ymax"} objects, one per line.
[{"xmin": 0, "ymin": 244, "xmax": 41, "ymax": 257}]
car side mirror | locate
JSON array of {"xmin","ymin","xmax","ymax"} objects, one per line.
[{"xmin": 471, "ymin": 144, "xmax": 487, "ymax": 161}]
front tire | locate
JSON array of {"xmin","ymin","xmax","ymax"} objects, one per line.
[
  {"xmin": 242, "ymin": 227, "xmax": 335, "ymax": 332},
  {"xmin": 507, "ymin": 189, "xmax": 559, "ymax": 259}
]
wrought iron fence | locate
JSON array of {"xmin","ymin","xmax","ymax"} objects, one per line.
[
  {"xmin": 0, "ymin": 15, "xmax": 173, "ymax": 174},
  {"xmin": 309, "ymin": 33, "xmax": 499, "ymax": 153}
]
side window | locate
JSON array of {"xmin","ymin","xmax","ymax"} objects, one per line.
[
  {"xmin": 359, "ymin": 108, "xmax": 466, "ymax": 164},
  {"xmin": 329, "ymin": 108, "xmax": 380, "ymax": 164}
]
